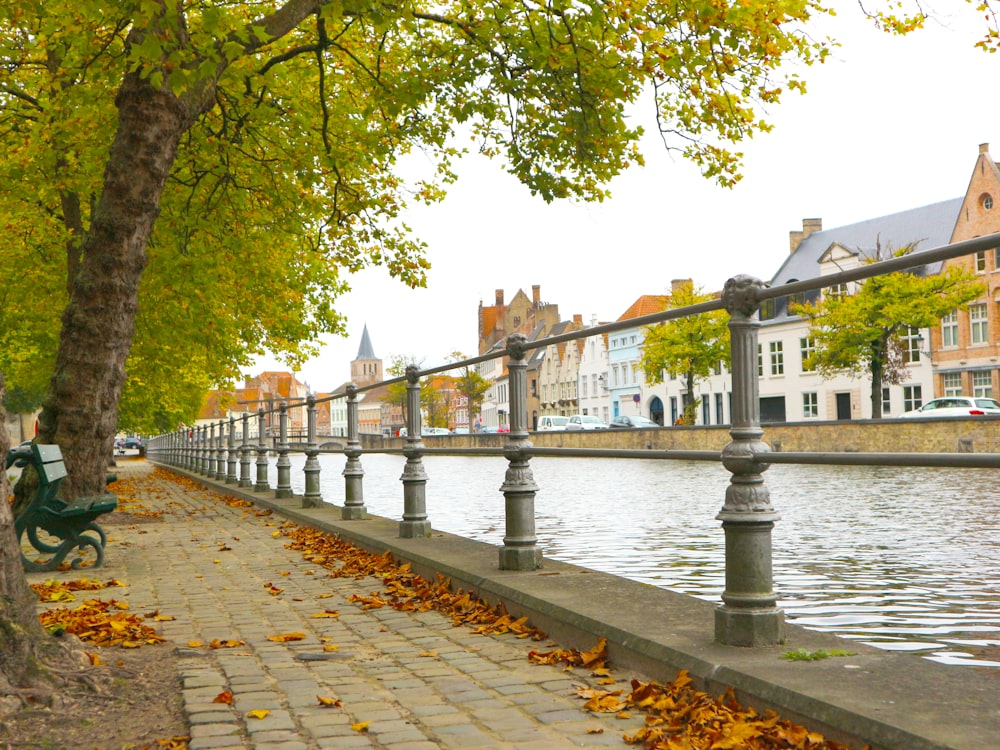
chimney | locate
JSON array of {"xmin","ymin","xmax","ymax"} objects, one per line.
[
  {"xmin": 980, "ymin": 143, "xmax": 990, "ymax": 154},
  {"xmin": 495, "ymin": 289, "xmax": 504, "ymax": 307},
  {"xmin": 532, "ymin": 285, "xmax": 540, "ymax": 305},
  {"xmin": 573, "ymin": 314, "xmax": 582, "ymax": 325},
  {"xmin": 789, "ymin": 218, "xmax": 822, "ymax": 254},
  {"xmin": 671, "ymin": 278, "xmax": 692, "ymax": 294}
]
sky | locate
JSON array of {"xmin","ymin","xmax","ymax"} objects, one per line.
[{"xmin": 249, "ymin": 2, "xmax": 1000, "ymax": 394}]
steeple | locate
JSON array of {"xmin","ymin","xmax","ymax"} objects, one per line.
[
  {"xmin": 356, "ymin": 324, "xmax": 377, "ymax": 361},
  {"xmin": 350, "ymin": 324, "xmax": 382, "ymax": 386}
]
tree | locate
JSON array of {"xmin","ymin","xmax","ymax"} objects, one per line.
[
  {"xmin": 451, "ymin": 352, "xmax": 491, "ymax": 430},
  {"xmin": 0, "ymin": 0, "xmax": 836, "ymax": 499},
  {"xmin": 792, "ymin": 244, "xmax": 985, "ymax": 418},
  {"xmin": 640, "ymin": 282, "xmax": 730, "ymax": 425}
]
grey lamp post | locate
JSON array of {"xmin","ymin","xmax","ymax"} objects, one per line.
[
  {"xmin": 303, "ymin": 394, "xmax": 322, "ymax": 507},
  {"xmin": 715, "ymin": 275, "xmax": 784, "ymax": 647},
  {"xmin": 498, "ymin": 333, "xmax": 541, "ymax": 570},
  {"xmin": 226, "ymin": 415, "xmax": 238, "ymax": 484},
  {"xmin": 254, "ymin": 407, "xmax": 270, "ymax": 492},
  {"xmin": 275, "ymin": 402, "xmax": 292, "ymax": 498},
  {"xmin": 399, "ymin": 365, "xmax": 431, "ymax": 538},
  {"xmin": 342, "ymin": 384, "xmax": 367, "ymax": 520},
  {"xmin": 239, "ymin": 413, "xmax": 252, "ymax": 487}
]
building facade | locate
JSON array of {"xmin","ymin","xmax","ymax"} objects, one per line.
[{"xmin": 932, "ymin": 143, "xmax": 1000, "ymax": 401}]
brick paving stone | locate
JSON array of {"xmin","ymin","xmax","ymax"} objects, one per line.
[{"xmin": 91, "ymin": 462, "xmax": 656, "ymax": 750}]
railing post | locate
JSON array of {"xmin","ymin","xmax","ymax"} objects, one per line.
[
  {"xmin": 255, "ymin": 407, "xmax": 270, "ymax": 492},
  {"xmin": 239, "ymin": 413, "xmax": 252, "ymax": 488},
  {"xmin": 399, "ymin": 365, "xmax": 431, "ymax": 537},
  {"xmin": 215, "ymin": 419, "xmax": 227, "ymax": 481},
  {"xmin": 342, "ymin": 384, "xmax": 366, "ymax": 520},
  {"xmin": 499, "ymin": 333, "xmax": 542, "ymax": 570},
  {"xmin": 226, "ymin": 415, "xmax": 238, "ymax": 484},
  {"xmin": 716, "ymin": 275, "xmax": 784, "ymax": 647},
  {"xmin": 303, "ymin": 394, "xmax": 322, "ymax": 507},
  {"xmin": 201, "ymin": 425, "xmax": 210, "ymax": 474},
  {"xmin": 275, "ymin": 402, "xmax": 293, "ymax": 498},
  {"xmin": 206, "ymin": 423, "xmax": 216, "ymax": 476}
]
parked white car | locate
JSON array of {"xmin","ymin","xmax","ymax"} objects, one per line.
[
  {"xmin": 899, "ymin": 396, "xmax": 1000, "ymax": 418},
  {"xmin": 537, "ymin": 415, "xmax": 569, "ymax": 431},
  {"xmin": 565, "ymin": 414, "xmax": 609, "ymax": 430},
  {"xmin": 423, "ymin": 427, "xmax": 451, "ymax": 435}
]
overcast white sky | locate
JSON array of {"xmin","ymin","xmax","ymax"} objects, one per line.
[{"xmin": 250, "ymin": 2, "xmax": 1000, "ymax": 393}]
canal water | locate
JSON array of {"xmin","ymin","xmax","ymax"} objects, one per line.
[{"xmin": 268, "ymin": 452, "xmax": 1000, "ymax": 668}]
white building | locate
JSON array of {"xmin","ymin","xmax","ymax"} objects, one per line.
[
  {"xmin": 577, "ymin": 315, "xmax": 611, "ymax": 423},
  {"xmin": 657, "ymin": 202, "xmax": 957, "ymax": 423}
]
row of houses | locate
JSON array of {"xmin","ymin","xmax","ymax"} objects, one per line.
[
  {"xmin": 199, "ymin": 143, "xmax": 1000, "ymax": 434},
  {"xmin": 477, "ymin": 143, "xmax": 1000, "ymax": 428}
]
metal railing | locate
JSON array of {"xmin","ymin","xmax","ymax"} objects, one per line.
[{"xmin": 147, "ymin": 231, "xmax": 1000, "ymax": 648}]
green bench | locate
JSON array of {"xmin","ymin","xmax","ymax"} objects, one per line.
[{"xmin": 6, "ymin": 443, "xmax": 118, "ymax": 572}]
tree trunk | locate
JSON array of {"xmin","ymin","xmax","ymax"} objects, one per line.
[
  {"xmin": 870, "ymin": 337, "xmax": 886, "ymax": 420},
  {"xmin": 37, "ymin": 72, "xmax": 193, "ymax": 498},
  {"xmin": 0, "ymin": 375, "xmax": 54, "ymax": 694}
]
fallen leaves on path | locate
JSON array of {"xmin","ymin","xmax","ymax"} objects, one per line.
[
  {"xmin": 31, "ymin": 577, "xmax": 124, "ymax": 602},
  {"xmin": 38, "ymin": 599, "xmax": 166, "ymax": 648}
]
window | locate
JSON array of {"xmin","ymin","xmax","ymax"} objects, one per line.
[
  {"xmin": 827, "ymin": 282, "xmax": 848, "ymax": 298},
  {"xmin": 802, "ymin": 392, "xmax": 818, "ymax": 418},
  {"xmin": 580, "ymin": 377, "xmax": 588, "ymax": 398},
  {"xmin": 759, "ymin": 298, "xmax": 776, "ymax": 321},
  {"xmin": 970, "ymin": 304, "xmax": 988, "ymax": 344},
  {"xmin": 611, "ymin": 365, "xmax": 619, "ymax": 387},
  {"xmin": 994, "ymin": 245, "xmax": 1000, "ymax": 270},
  {"xmin": 985, "ymin": 194, "xmax": 995, "ymax": 210},
  {"xmin": 769, "ymin": 341, "xmax": 784, "ymax": 376},
  {"xmin": 800, "ymin": 337, "xmax": 816, "ymax": 372},
  {"xmin": 715, "ymin": 393, "xmax": 724, "ymax": 424},
  {"xmin": 973, "ymin": 370, "xmax": 993, "ymax": 398},
  {"xmin": 941, "ymin": 311, "xmax": 959, "ymax": 348},
  {"xmin": 975, "ymin": 251, "xmax": 987, "ymax": 273},
  {"xmin": 881, "ymin": 387, "xmax": 891, "ymax": 416},
  {"xmin": 903, "ymin": 385, "xmax": 923, "ymax": 412},
  {"xmin": 701, "ymin": 395, "xmax": 710, "ymax": 425},
  {"xmin": 630, "ymin": 335, "xmax": 637, "ymax": 345},
  {"xmin": 757, "ymin": 344, "xmax": 763, "ymax": 377},
  {"xmin": 901, "ymin": 326, "xmax": 921, "ymax": 364},
  {"xmin": 943, "ymin": 372, "xmax": 962, "ymax": 397}
]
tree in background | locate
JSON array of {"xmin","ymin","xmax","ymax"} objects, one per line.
[
  {"xmin": 792, "ymin": 244, "xmax": 985, "ymax": 419},
  {"xmin": 640, "ymin": 283, "xmax": 730, "ymax": 425},
  {"xmin": 450, "ymin": 353, "xmax": 491, "ymax": 430}
]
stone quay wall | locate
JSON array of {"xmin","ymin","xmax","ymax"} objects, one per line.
[{"xmin": 363, "ymin": 416, "xmax": 1000, "ymax": 454}]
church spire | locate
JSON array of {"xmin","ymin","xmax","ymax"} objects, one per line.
[
  {"xmin": 351, "ymin": 324, "xmax": 382, "ymax": 386},
  {"xmin": 355, "ymin": 324, "xmax": 377, "ymax": 361}
]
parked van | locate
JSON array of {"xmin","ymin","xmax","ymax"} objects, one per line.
[{"xmin": 536, "ymin": 415, "xmax": 569, "ymax": 432}]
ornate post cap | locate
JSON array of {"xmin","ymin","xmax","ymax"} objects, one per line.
[
  {"xmin": 723, "ymin": 275, "xmax": 769, "ymax": 317},
  {"xmin": 506, "ymin": 332, "xmax": 528, "ymax": 361}
]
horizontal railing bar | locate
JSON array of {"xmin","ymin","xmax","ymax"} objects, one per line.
[
  {"xmin": 761, "ymin": 451, "xmax": 1000, "ymax": 468},
  {"xmin": 298, "ymin": 444, "xmax": 1000, "ymax": 469}
]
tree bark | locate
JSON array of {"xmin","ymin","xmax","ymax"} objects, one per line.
[
  {"xmin": 37, "ymin": 71, "xmax": 195, "ymax": 498},
  {"xmin": 0, "ymin": 375, "xmax": 54, "ymax": 694}
]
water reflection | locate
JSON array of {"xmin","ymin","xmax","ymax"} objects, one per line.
[{"xmin": 271, "ymin": 453, "xmax": 1000, "ymax": 667}]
